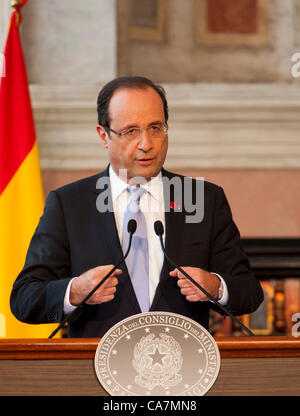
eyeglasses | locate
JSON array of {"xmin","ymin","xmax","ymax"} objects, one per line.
[{"xmin": 107, "ymin": 123, "xmax": 168, "ymax": 141}]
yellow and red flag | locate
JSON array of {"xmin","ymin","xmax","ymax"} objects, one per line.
[{"xmin": 0, "ymin": 1, "xmax": 55, "ymax": 337}]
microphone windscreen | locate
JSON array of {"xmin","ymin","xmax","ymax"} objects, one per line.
[
  {"xmin": 154, "ymin": 220, "xmax": 164, "ymax": 236},
  {"xmin": 127, "ymin": 219, "xmax": 137, "ymax": 234}
]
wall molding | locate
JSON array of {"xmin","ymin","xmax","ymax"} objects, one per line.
[{"xmin": 30, "ymin": 83, "xmax": 300, "ymax": 170}]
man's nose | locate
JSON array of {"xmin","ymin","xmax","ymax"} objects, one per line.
[{"xmin": 138, "ymin": 129, "xmax": 153, "ymax": 152}]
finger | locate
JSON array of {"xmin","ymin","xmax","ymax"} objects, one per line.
[
  {"xmin": 187, "ymin": 292, "xmax": 209, "ymax": 302},
  {"xmin": 100, "ymin": 294, "xmax": 115, "ymax": 303},
  {"xmin": 176, "ymin": 278, "xmax": 192, "ymax": 288},
  {"xmin": 170, "ymin": 268, "xmax": 187, "ymax": 279},
  {"xmin": 95, "ymin": 264, "xmax": 115, "ymax": 273},
  {"xmin": 102, "ymin": 277, "xmax": 119, "ymax": 288},
  {"xmin": 101, "ymin": 286, "xmax": 117, "ymax": 296},
  {"xmin": 180, "ymin": 287, "xmax": 196, "ymax": 296},
  {"xmin": 186, "ymin": 294, "xmax": 200, "ymax": 302},
  {"xmin": 90, "ymin": 294, "xmax": 115, "ymax": 304},
  {"xmin": 95, "ymin": 266, "xmax": 122, "ymax": 278},
  {"xmin": 100, "ymin": 268, "xmax": 122, "ymax": 281},
  {"xmin": 90, "ymin": 286, "xmax": 117, "ymax": 304},
  {"xmin": 104, "ymin": 270, "xmax": 122, "ymax": 285},
  {"xmin": 175, "ymin": 270, "xmax": 190, "ymax": 280}
]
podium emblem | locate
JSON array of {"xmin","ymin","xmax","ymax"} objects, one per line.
[
  {"xmin": 94, "ymin": 312, "xmax": 220, "ymax": 396},
  {"xmin": 133, "ymin": 332, "xmax": 183, "ymax": 390}
]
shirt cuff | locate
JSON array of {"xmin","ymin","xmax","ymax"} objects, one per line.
[
  {"xmin": 63, "ymin": 278, "xmax": 77, "ymax": 315},
  {"xmin": 210, "ymin": 273, "xmax": 229, "ymax": 305}
]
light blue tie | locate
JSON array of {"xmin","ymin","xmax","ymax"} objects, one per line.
[{"xmin": 122, "ymin": 185, "xmax": 150, "ymax": 312}]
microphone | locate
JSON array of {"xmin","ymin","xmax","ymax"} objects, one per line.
[
  {"xmin": 48, "ymin": 219, "xmax": 137, "ymax": 339},
  {"xmin": 154, "ymin": 220, "xmax": 255, "ymax": 337},
  {"xmin": 127, "ymin": 218, "xmax": 137, "ymax": 235}
]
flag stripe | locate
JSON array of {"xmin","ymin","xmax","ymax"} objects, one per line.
[
  {"xmin": 0, "ymin": 11, "xmax": 35, "ymax": 195},
  {"xmin": 0, "ymin": 141, "xmax": 56, "ymax": 338}
]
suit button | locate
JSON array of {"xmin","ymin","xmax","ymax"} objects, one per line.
[{"xmin": 47, "ymin": 313, "xmax": 58, "ymax": 322}]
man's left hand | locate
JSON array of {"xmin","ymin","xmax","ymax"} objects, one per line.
[{"xmin": 169, "ymin": 266, "xmax": 221, "ymax": 302}]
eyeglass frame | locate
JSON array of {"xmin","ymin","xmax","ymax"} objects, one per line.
[{"xmin": 106, "ymin": 122, "xmax": 168, "ymax": 140}]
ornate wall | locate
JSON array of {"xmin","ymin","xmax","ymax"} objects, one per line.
[{"xmin": 118, "ymin": 0, "xmax": 295, "ymax": 83}]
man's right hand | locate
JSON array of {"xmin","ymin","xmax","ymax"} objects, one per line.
[{"xmin": 69, "ymin": 265, "xmax": 122, "ymax": 306}]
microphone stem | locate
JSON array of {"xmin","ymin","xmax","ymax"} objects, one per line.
[
  {"xmin": 48, "ymin": 231, "xmax": 134, "ymax": 339},
  {"xmin": 159, "ymin": 235, "xmax": 255, "ymax": 337}
]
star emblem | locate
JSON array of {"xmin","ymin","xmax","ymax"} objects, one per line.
[{"xmin": 148, "ymin": 345, "xmax": 166, "ymax": 365}]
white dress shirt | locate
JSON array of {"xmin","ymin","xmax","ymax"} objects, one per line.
[
  {"xmin": 109, "ymin": 165, "xmax": 165, "ymax": 304},
  {"xmin": 64, "ymin": 166, "xmax": 228, "ymax": 314}
]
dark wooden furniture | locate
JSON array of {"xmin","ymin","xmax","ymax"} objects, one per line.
[
  {"xmin": 212, "ymin": 238, "xmax": 300, "ymax": 337},
  {"xmin": 242, "ymin": 238, "xmax": 300, "ymax": 279},
  {"xmin": 0, "ymin": 337, "xmax": 299, "ymax": 396}
]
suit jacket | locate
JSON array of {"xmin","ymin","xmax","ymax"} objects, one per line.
[{"xmin": 10, "ymin": 167, "xmax": 263, "ymax": 337}]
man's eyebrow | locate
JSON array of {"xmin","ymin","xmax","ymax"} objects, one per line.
[
  {"xmin": 148, "ymin": 120, "xmax": 164, "ymax": 126},
  {"xmin": 118, "ymin": 121, "xmax": 164, "ymax": 131},
  {"xmin": 118, "ymin": 123, "xmax": 139, "ymax": 131},
  {"xmin": 122, "ymin": 120, "xmax": 164, "ymax": 130}
]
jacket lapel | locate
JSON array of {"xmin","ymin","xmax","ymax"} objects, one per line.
[
  {"xmin": 150, "ymin": 169, "xmax": 185, "ymax": 310},
  {"xmin": 91, "ymin": 167, "xmax": 122, "ymax": 264}
]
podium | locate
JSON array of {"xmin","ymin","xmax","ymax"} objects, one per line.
[{"xmin": 0, "ymin": 337, "xmax": 299, "ymax": 396}]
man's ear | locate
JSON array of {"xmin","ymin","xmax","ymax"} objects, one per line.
[{"xmin": 96, "ymin": 125, "xmax": 109, "ymax": 149}]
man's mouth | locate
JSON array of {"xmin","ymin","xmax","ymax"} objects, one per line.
[{"xmin": 136, "ymin": 157, "xmax": 154, "ymax": 165}]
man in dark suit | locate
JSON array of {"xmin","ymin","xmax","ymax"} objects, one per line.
[{"xmin": 10, "ymin": 76, "xmax": 263, "ymax": 337}]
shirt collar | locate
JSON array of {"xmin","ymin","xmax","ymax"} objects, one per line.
[{"xmin": 109, "ymin": 165, "xmax": 162, "ymax": 202}]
